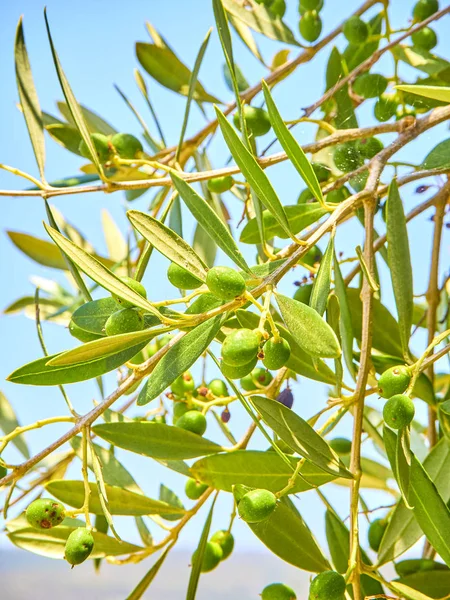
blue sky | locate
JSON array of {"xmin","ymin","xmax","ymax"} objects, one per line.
[{"xmin": 1, "ymin": 0, "xmax": 449, "ymax": 575}]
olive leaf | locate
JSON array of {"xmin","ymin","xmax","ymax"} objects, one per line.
[
  {"xmin": 186, "ymin": 496, "xmax": 216, "ymax": 600},
  {"xmin": 310, "ymin": 234, "xmax": 334, "ymax": 316},
  {"xmin": 386, "ymin": 180, "xmax": 413, "ymax": 359},
  {"xmin": 125, "ymin": 546, "xmax": 172, "ymax": 600},
  {"xmin": 397, "ymin": 84, "xmax": 450, "ymax": 104},
  {"xmin": 276, "ymin": 293, "xmax": 341, "ymax": 359},
  {"xmin": 0, "ymin": 391, "xmax": 30, "ymax": 459}
]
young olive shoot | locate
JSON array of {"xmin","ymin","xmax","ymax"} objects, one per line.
[{"xmin": 3, "ymin": 1, "xmax": 450, "ymax": 597}]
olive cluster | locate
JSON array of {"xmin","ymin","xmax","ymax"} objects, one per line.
[
  {"xmin": 79, "ymin": 132, "xmax": 143, "ymax": 164},
  {"xmin": 25, "ymin": 498, "xmax": 94, "ymax": 566},
  {"xmin": 378, "ymin": 365, "xmax": 415, "ymax": 429},
  {"xmin": 192, "ymin": 529, "xmax": 235, "ymax": 572}
]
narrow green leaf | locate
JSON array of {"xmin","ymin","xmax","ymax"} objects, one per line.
[
  {"xmin": 215, "ymin": 107, "xmax": 292, "ymax": 238},
  {"xmin": 395, "ymin": 570, "xmax": 450, "ymax": 599},
  {"xmin": 171, "ymin": 173, "xmax": 250, "ymax": 273},
  {"xmin": 45, "ymin": 123, "xmax": 82, "ymax": 155},
  {"xmin": 44, "ymin": 224, "xmax": 163, "ymax": 320},
  {"xmin": 262, "ymin": 81, "xmax": 324, "ymax": 204},
  {"xmin": 45, "ymin": 480, "xmax": 185, "ymax": 517},
  {"xmin": 251, "ymin": 396, "xmax": 352, "ymax": 479},
  {"xmin": 136, "ymin": 43, "xmax": 220, "ymax": 103},
  {"xmin": 389, "ymin": 582, "xmax": 435, "ymax": 600},
  {"xmin": 239, "ymin": 204, "xmax": 327, "ymax": 244},
  {"xmin": 101, "ymin": 209, "xmax": 127, "ymax": 263},
  {"xmin": 384, "ymin": 425, "xmax": 412, "ymax": 508},
  {"xmin": 71, "ymin": 298, "xmax": 120, "ymax": 335},
  {"xmin": 44, "ymin": 10, "xmax": 103, "ymax": 174},
  {"xmin": 191, "ymin": 451, "xmax": 335, "ymax": 493},
  {"xmin": 159, "ymin": 484, "xmax": 185, "ymax": 521},
  {"xmin": 186, "ymin": 496, "xmax": 216, "ymax": 600},
  {"xmin": 15, "ymin": 17, "xmax": 45, "ymax": 180},
  {"xmin": 7, "ymin": 344, "xmax": 146, "ymax": 386},
  {"xmin": 386, "ymin": 180, "xmax": 413, "ymax": 359},
  {"xmin": 93, "ymin": 422, "xmax": 223, "ymax": 460},
  {"xmin": 125, "ymin": 546, "xmax": 171, "ymax": 600},
  {"xmin": 128, "ymin": 210, "xmax": 207, "ymax": 282},
  {"xmin": 422, "ymin": 139, "xmax": 450, "ymax": 169},
  {"xmin": 139, "ymin": 315, "xmax": 224, "ymax": 405},
  {"xmin": 176, "ymin": 29, "xmax": 212, "ymax": 161},
  {"xmin": 0, "ymin": 391, "xmax": 30, "ymax": 459},
  {"xmin": 333, "ymin": 255, "xmax": 355, "ymax": 379},
  {"xmin": 228, "ymin": 16, "xmax": 265, "ymax": 65},
  {"xmin": 57, "ymin": 101, "xmax": 117, "ymax": 136},
  {"xmin": 310, "ymin": 234, "xmax": 334, "ymax": 316},
  {"xmin": 234, "ymin": 490, "xmax": 330, "ymax": 572},
  {"xmin": 378, "ymin": 437, "xmax": 450, "ymax": 565},
  {"xmin": 193, "ymin": 223, "xmax": 217, "ymax": 269},
  {"xmin": 325, "ymin": 47, "xmax": 358, "ymax": 129},
  {"xmin": 222, "ymin": 0, "xmax": 300, "ymax": 46},
  {"xmin": 396, "ymin": 84, "xmax": 450, "ymax": 104},
  {"xmin": 276, "ymin": 293, "xmax": 341, "ymax": 358},
  {"xmin": 48, "ymin": 327, "xmax": 160, "ymax": 367}
]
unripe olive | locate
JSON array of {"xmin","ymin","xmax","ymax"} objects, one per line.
[
  {"xmin": 206, "ymin": 266, "xmax": 246, "ymax": 300},
  {"xmin": 413, "ymin": 0, "xmax": 439, "ymax": 22},
  {"xmin": 294, "ymin": 283, "xmax": 313, "ymax": 304},
  {"xmin": 104, "ymin": 308, "xmax": 144, "ymax": 336},
  {"xmin": 171, "ymin": 372, "xmax": 196, "ymax": 397},
  {"xmin": 269, "ymin": 0, "xmax": 286, "ymax": 18},
  {"xmin": 334, "ymin": 143, "xmax": 363, "ymax": 173},
  {"xmin": 395, "ymin": 558, "xmax": 442, "ymax": 577},
  {"xmin": 222, "ymin": 328, "xmax": 260, "ymax": 367},
  {"xmin": 210, "ymin": 530, "xmax": 234, "ymax": 560},
  {"xmin": 207, "ymin": 175, "xmax": 234, "ymax": 194},
  {"xmin": 378, "ymin": 365, "xmax": 412, "ymax": 399},
  {"xmin": 192, "ymin": 541, "xmax": 223, "ymax": 572},
  {"xmin": 69, "ymin": 320, "xmax": 100, "ymax": 342},
  {"xmin": 238, "ymin": 489, "xmax": 277, "ymax": 523},
  {"xmin": 112, "ymin": 276, "xmax": 147, "ymax": 308},
  {"xmin": 303, "ymin": 245, "xmax": 322, "ymax": 267},
  {"xmin": 223, "ymin": 63, "xmax": 248, "ymax": 93},
  {"xmin": 176, "ymin": 410, "xmax": 207, "ymax": 435},
  {"xmin": 368, "ymin": 518, "xmax": 387, "ymax": 552},
  {"xmin": 233, "ymin": 105, "xmax": 271, "ymax": 137},
  {"xmin": 412, "ymin": 27, "xmax": 438, "ymax": 51},
  {"xmin": 311, "ymin": 162, "xmax": 332, "ymax": 183},
  {"xmin": 276, "ymin": 388, "xmax": 294, "ymax": 409},
  {"xmin": 222, "ymin": 357, "xmax": 258, "ymax": 379},
  {"xmin": 353, "ymin": 73, "xmax": 388, "ymax": 99},
  {"xmin": 208, "ymin": 379, "xmax": 229, "ymax": 397},
  {"xmin": 240, "ymin": 367, "xmax": 273, "ymax": 391},
  {"xmin": 79, "ymin": 133, "xmax": 112, "ymax": 163},
  {"xmin": 263, "ymin": 337, "xmax": 291, "ymax": 370},
  {"xmin": 309, "ymin": 570, "xmax": 346, "ymax": 599},
  {"xmin": 173, "ymin": 401, "xmax": 189, "ymax": 423},
  {"xmin": 343, "ymin": 16, "xmax": 369, "ymax": 44},
  {"xmin": 26, "ymin": 498, "xmax": 66, "ymax": 530},
  {"xmin": 356, "ymin": 137, "xmax": 384, "ymax": 160},
  {"xmin": 262, "ymin": 582, "xmax": 297, "ymax": 600},
  {"xmin": 383, "ymin": 394, "xmax": 415, "ymax": 429},
  {"xmin": 185, "ymin": 477, "xmax": 208, "ymax": 500},
  {"xmin": 297, "ymin": 188, "xmax": 315, "ymax": 204},
  {"xmin": 167, "ymin": 262, "xmax": 203, "ymax": 290},
  {"xmin": 111, "ymin": 133, "xmax": 143, "ymax": 159},
  {"xmin": 300, "ymin": 0, "xmax": 321, "ymax": 10},
  {"xmin": 64, "ymin": 527, "xmax": 95, "ymax": 566},
  {"xmin": 299, "ymin": 12, "xmax": 322, "ymax": 43},
  {"xmin": 326, "ymin": 186, "xmax": 350, "ymax": 204},
  {"xmin": 374, "ymin": 95, "xmax": 398, "ymax": 122},
  {"xmin": 328, "ymin": 437, "xmax": 351, "ymax": 455}
]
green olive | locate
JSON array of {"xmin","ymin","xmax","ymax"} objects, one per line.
[
  {"xmin": 206, "ymin": 266, "xmax": 246, "ymax": 300},
  {"xmin": 240, "ymin": 367, "xmax": 273, "ymax": 391},
  {"xmin": 171, "ymin": 372, "xmax": 196, "ymax": 397},
  {"xmin": 210, "ymin": 530, "xmax": 234, "ymax": 560},
  {"xmin": 64, "ymin": 527, "xmax": 95, "ymax": 566},
  {"xmin": 167, "ymin": 263, "xmax": 203, "ymax": 290},
  {"xmin": 185, "ymin": 477, "xmax": 208, "ymax": 500},
  {"xmin": 353, "ymin": 73, "xmax": 388, "ymax": 99},
  {"xmin": 233, "ymin": 105, "xmax": 271, "ymax": 137},
  {"xmin": 343, "ymin": 16, "xmax": 369, "ymax": 44},
  {"xmin": 333, "ymin": 143, "xmax": 363, "ymax": 173},
  {"xmin": 411, "ymin": 27, "xmax": 437, "ymax": 51},
  {"xmin": 222, "ymin": 328, "xmax": 260, "ymax": 367},
  {"xmin": 312, "ymin": 162, "xmax": 332, "ymax": 183},
  {"xmin": 356, "ymin": 137, "xmax": 384, "ymax": 160},
  {"xmin": 368, "ymin": 518, "xmax": 387, "ymax": 552},
  {"xmin": 237, "ymin": 489, "xmax": 277, "ymax": 523},
  {"xmin": 111, "ymin": 133, "xmax": 143, "ymax": 159},
  {"xmin": 328, "ymin": 437, "xmax": 352, "ymax": 456},
  {"xmin": 26, "ymin": 498, "xmax": 66, "ymax": 530},
  {"xmin": 413, "ymin": 0, "xmax": 439, "ymax": 22},
  {"xmin": 383, "ymin": 394, "xmax": 415, "ymax": 429},
  {"xmin": 326, "ymin": 186, "xmax": 351, "ymax": 204},
  {"xmin": 104, "ymin": 308, "xmax": 144, "ymax": 336},
  {"xmin": 262, "ymin": 338, "xmax": 291, "ymax": 370},
  {"xmin": 299, "ymin": 11, "xmax": 323, "ymax": 43},
  {"xmin": 111, "ymin": 276, "xmax": 147, "ymax": 308},
  {"xmin": 374, "ymin": 95, "xmax": 398, "ymax": 122},
  {"xmin": 308, "ymin": 570, "xmax": 346, "ymax": 599},
  {"xmin": 79, "ymin": 133, "xmax": 112, "ymax": 163},
  {"xmin": 208, "ymin": 379, "xmax": 229, "ymax": 397},
  {"xmin": 207, "ymin": 175, "xmax": 234, "ymax": 194},
  {"xmin": 192, "ymin": 541, "xmax": 223, "ymax": 572},
  {"xmin": 262, "ymin": 582, "xmax": 297, "ymax": 600},
  {"xmin": 175, "ymin": 410, "xmax": 207, "ymax": 435},
  {"xmin": 221, "ymin": 357, "xmax": 258, "ymax": 379},
  {"xmin": 378, "ymin": 365, "xmax": 412, "ymax": 399},
  {"xmin": 294, "ymin": 284, "xmax": 313, "ymax": 304}
]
